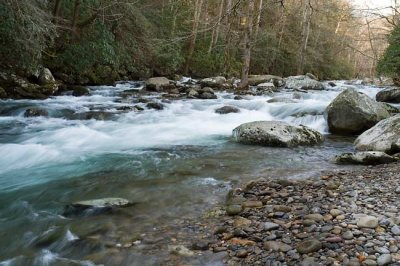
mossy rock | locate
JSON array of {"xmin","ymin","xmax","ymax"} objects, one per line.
[{"xmin": 0, "ymin": 87, "xmax": 7, "ymax": 98}]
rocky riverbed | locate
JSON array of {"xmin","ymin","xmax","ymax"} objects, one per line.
[{"xmin": 202, "ymin": 163, "xmax": 400, "ymax": 266}]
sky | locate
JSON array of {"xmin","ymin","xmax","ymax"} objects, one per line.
[{"xmin": 351, "ymin": 0, "xmax": 394, "ymax": 11}]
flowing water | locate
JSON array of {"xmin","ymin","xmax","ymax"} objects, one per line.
[{"xmin": 0, "ymin": 81, "xmax": 384, "ymax": 265}]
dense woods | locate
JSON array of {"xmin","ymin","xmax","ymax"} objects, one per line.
[{"xmin": 0, "ymin": 0, "xmax": 398, "ymax": 87}]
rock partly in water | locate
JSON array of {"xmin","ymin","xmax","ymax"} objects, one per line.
[
  {"xmin": 248, "ymin": 75, "xmax": 284, "ymax": 87},
  {"xmin": 146, "ymin": 77, "xmax": 174, "ymax": 92},
  {"xmin": 215, "ymin": 106, "xmax": 240, "ymax": 114},
  {"xmin": 325, "ymin": 88, "xmax": 390, "ymax": 135},
  {"xmin": 376, "ymin": 87, "xmax": 400, "ymax": 103},
  {"xmin": 24, "ymin": 108, "xmax": 49, "ymax": 117},
  {"xmin": 146, "ymin": 102, "xmax": 164, "ymax": 110},
  {"xmin": 198, "ymin": 92, "xmax": 217, "ymax": 99},
  {"xmin": 72, "ymin": 86, "xmax": 90, "ymax": 97},
  {"xmin": 200, "ymin": 76, "xmax": 226, "ymax": 88},
  {"xmin": 355, "ymin": 115, "xmax": 400, "ymax": 154},
  {"xmin": 335, "ymin": 151, "xmax": 398, "ymax": 165},
  {"xmin": 284, "ymin": 75, "xmax": 324, "ymax": 91},
  {"xmin": 64, "ymin": 197, "xmax": 131, "ymax": 216},
  {"xmin": 233, "ymin": 121, "xmax": 324, "ymax": 147},
  {"xmin": 267, "ymin": 97, "xmax": 297, "ymax": 103}
]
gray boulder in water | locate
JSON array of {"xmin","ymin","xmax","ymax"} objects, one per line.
[
  {"xmin": 24, "ymin": 108, "xmax": 48, "ymax": 117},
  {"xmin": 64, "ymin": 197, "xmax": 131, "ymax": 216},
  {"xmin": 284, "ymin": 75, "xmax": 324, "ymax": 91},
  {"xmin": 326, "ymin": 88, "xmax": 390, "ymax": 135},
  {"xmin": 376, "ymin": 87, "xmax": 400, "ymax": 103},
  {"xmin": 233, "ymin": 121, "xmax": 324, "ymax": 147},
  {"xmin": 335, "ymin": 151, "xmax": 398, "ymax": 165},
  {"xmin": 215, "ymin": 106, "xmax": 240, "ymax": 114},
  {"xmin": 355, "ymin": 115, "xmax": 400, "ymax": 154}
]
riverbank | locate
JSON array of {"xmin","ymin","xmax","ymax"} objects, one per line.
[{"xmin": 205, "ymin": 163, "xmax": 400, "ymax": 265}]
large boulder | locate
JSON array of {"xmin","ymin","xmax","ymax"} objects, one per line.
[
  {"xmin": 326, "ymin": 88, "xmax": 390, "ymax": 135},
  {"xmin": 355, "ymin": 115, "xmax": 400, "ymax": 154},
  {"xmin": 376, "ymin": 87, "xmax": 400, "ymax": 103},
  {"xmin": 335, "ymin": 151, "xmax": 398, "ymax": 165},
  {"xmin": 200, "ymin": 76, "xmax": 226, "ymax": 88},
  {"xmin": 233, "ymin": 121, "xmax": 324, "ymax": 147},
  {"xmin": 248, "ymin": 75, "xmax": 284, "ymax": 87},
  {"xmin": 38, "ymin": 68, "xmax": 56, "ymax": 85},
  {"xmin": 146, "ymin": 77, "xmax": 174, "ymax": 91},
  {"xmin": 284, "ymin": 75, "xmax": 324, "ymax": 91}
]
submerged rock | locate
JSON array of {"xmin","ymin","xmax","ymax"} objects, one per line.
[
  {"xmin": 284, "ymin": 75, "xmax": 324, "ymax": 91},
  {"xmin": 215, "ymin": 106, "xmax": 240, "ymax": 114},
  {"xmin": 72, "ymin": 86, "xmax": 90, "ymax": 97},
  {"xmin": 335, "ymin": 151, "xmax": 398, "ymax": 165},
  {"xmin": 267, "ymin": 97, "xmax": 297, "ymax": 103},
  {"xmin": 24, "ymin": 108, "xmax": 49, "ymax": 117},
  {"xmin": 376, "ymin": 87, "xmax": 400, "ymax": 103},
  {"xmin": 355, "ymin": 115, "xmax": 400, "ymax": 154},
  {"xmin": 146, "ymin": 102, "xmax": 164, "ymax": 110},
  {"xmin": 326, "ymin": 88, "xmax": 390, "ymax": 135},
  {"xmin": 233, "ymin": 121, "xmax": 324, "ymax": 147},
  {"xmin": 64, "ymin": 197, "xmax": 131, "ymax": 216}
]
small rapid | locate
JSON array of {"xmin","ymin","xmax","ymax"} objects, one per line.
[{"xmin": 0, "ymin": 80, "xmax": 384, "ymax": 265}]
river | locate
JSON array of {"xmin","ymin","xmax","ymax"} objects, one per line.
[{"xmin": 0, "ymin": 80, "xmax": 383, "ymax": 265}]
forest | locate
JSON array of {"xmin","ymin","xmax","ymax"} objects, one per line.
[{"xmin": 0, "ymin": 0, "xmax": 397, "ymax": 88}]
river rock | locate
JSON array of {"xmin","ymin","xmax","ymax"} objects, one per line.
[
  {"xmin": 168, "ymin": 245, "xmax": 194, "ymax": 257},
  {"xmin": 284, "ymin": 75, "xmax": 324, "ymax": 91},
  {"xmin": 357, "ymin": 216, "xmax": 378, "ymax": 228},
  {"xmin": 200, "ymin": 76, "xmax": 226, "ymax": 88},
  {"xmin": 24, "ymin": 108, "xmax": 49, "ymax": 117},
  {"xmin": 325, "ymin": 88, "xmax": 390, "ymax": 135},
  {"xmin": 391, "ymin": 225, "xmax": 400, "ymax": 235},
  {"xmin": 267, "ymin": 97, "xmax": 297, "ymax": 103},
  {"xmin": 248, "ymin": 75, "xmax": 284, "ymax": 87},
  {"xmin": 376, "ymin": 87, "xmax": 400, "ymax": 103},
  {"xmin": 264, "ymin": 241, "xmax": 292, "ymax": 252},
  {"xmin": 215, "ymin": 106, "xmax": 240, "ymax": 114},
  {"xmin": 355, "ymin": 115, "xmax": 400, "ymax": 154},
  {"xmin": 198, "ymin": 92, "xmax": 217, "ymax": 99},
  {"xmin": 226, "ymin": 205, "xmax": 242, "ymax": 216},
  {"xmin": 296, "ymin": 239, "xmax": 322, "ymax": 254},
  {"xmin": 72, "ymin": 86, "xmax": 90, "ymax": 97},
  {"xmin": 264, "ymin": 222, "xmax": 280, "ymax": 231},
  {"xmin": 146, "ymin": 77, "xmax": 174, "ymax": 91},
  {"xmin": 64, "ymin": 197, "xmax": 131, "ymax": 216},
  {"xmin": 232, "ymin": 121, "xmax": 324, "ymax": 147},
  {"xmin": 335, "ymin": 151, "xmax": 398, "ymax": 165},
  {"xmin": 38, "ymin": 68, "xmax": 56, "ymax": 85},
  {"xmin": 377, "ymin": 254, "xmax": 392, "ymax": 266},
  {"xmin": 146, "ymin": 102, "xmax": 164, "ymax": 110}
]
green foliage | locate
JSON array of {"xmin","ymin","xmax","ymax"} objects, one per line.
[
  {"xmin": 378, "ymin": 25, "xmax": 400, "ymax": 78},
  {"xmin": 0, "ymin": 0, "xmax": 56, "ymax": 71}
]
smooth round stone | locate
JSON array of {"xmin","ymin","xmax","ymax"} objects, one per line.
[
  {"xmin": 304, "ymin": 213, "xmax": 324, "ymax": 222},
  {"xmin": 296, "ymin": 239, "xmax": 322, "ymax": 254},
  {"xmin": 236, "ymin": 249, "xmax": 248, "ymax": 258},
  {"xmin": 391, "ymin": 225, "xmax": 400, "ymax": 235},
  {"xmin": 336, "ymin": 215, "xmax": 346, "ymax": 221},
  {"xmin": 357, "ymin": 216, "xmax": 379, "ymax": 229},
  {"xmin": 264, "ymin": 241, "xmax": 292, "ymax": 252},
  {"xmin": 329, "ymin": 209, "xmax": 343, "ymax": 217},
  {"xmin": 264, "ymin": 222, "xmax": 280, "ymax": 231},
  {"xmin": 377, "ymin": 254, "xmax": 392, "ymax": 266},
  {"xmin": 342, "ymin": 231, "xmax": 354, "ymax": 240},
  {"xmin": 364, "ymin": 259, "xmax": 377, "ymax": 266},
  {"xmin": 226, "ymin": 205, "xmax": 243, "ymax": 216}
]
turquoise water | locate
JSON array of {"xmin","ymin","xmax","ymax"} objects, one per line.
[{"xmin": 0, "ymin": 82, "xmax": 380, "ymax": 265}]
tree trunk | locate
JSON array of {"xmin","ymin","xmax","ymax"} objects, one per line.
[
  {"xmin": 208, "ymin": 0, "xmax": 224, "ymax": 54},
  {"xmin": 297, "ymin": 0, "xmax": 312, "ymax": 75},
  {"xmin": 184, "ymin": 0, "xmax": 204, "ymax": 75},
  {"xmin": 223, "ymin": 0, "xmax": 233, "ymax": 74},
  {"xmin": 71, "ymin": 0, "xmax": 81, "ymax": 33},
  {"xmin": 238, "ymin": 0, "xmax": 255, "ymax": 90},
  {"xmin": 53, "ymin": 0, "xmax": 62, "ymax": 23},
  {"xmin": 253, "ymin": 0, "xmax": 263, "ymax": 40}
]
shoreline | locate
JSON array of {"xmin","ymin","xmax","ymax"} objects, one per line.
[{"xmin": 201, "ymin": 163, "xmax": 400, "ymax": 265}]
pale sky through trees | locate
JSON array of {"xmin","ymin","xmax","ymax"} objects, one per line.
[{"xmin": 351, "ymin": 0, "xmax": 393, "ymax": 12}]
